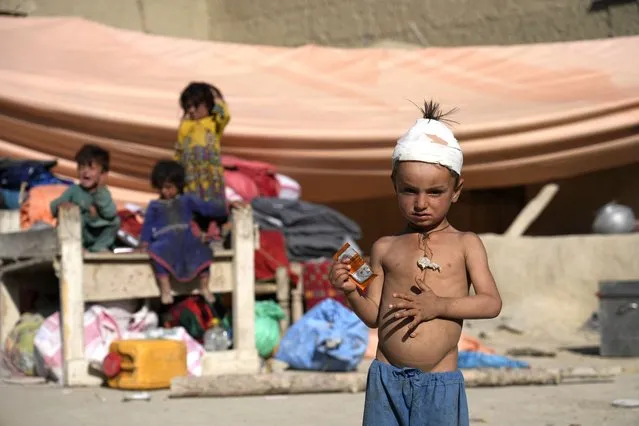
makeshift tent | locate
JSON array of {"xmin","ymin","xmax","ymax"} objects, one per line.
[{"xmin": 0, "ymin": 17, "xmax": 637, "ymax": 205}]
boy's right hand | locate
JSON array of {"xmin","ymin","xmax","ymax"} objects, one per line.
[{"xmin": 329, "ymin": 260, "xmax": 357, "ymax": 295}]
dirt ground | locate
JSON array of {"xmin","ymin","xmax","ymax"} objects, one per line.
[{"xmin": 1, "ymin": 332, "xmax": 638, "ymax": 426}]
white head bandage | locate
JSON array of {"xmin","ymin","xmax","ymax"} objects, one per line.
[{"xmin": 391, "ymin": 119, "xmax": 463, "ymax": 175}]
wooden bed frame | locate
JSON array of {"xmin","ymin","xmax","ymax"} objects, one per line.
[{"xmin": 0, "ymin": 206, "xmax": 304, "ymax": 386}]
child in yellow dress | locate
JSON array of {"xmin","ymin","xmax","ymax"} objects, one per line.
[{"xmin": 174, "ymin": 82, "xmax": 231, "ymax": 238}]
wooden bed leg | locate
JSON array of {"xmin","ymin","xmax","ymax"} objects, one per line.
[
  {"xmin": 290, "ymin": 262, "xmax": 304, "ymax": 324},
  {"xmin": 0, "ymin": 275, "xmax": 20, "ymax": 344},
  {"xmin": 231, "ymin": 207, "xmax": 259, "ymax": 364},
  {"xmin": 57, "ymin": 207, "xmax": 97, "ymax": 386},
  {"xmin": 275, "ymin": 266, "xmax": 290, "ymax": 332},
  {"xmin": 0, "ymin": 210, "xmax": 20, "ymax": 234}
]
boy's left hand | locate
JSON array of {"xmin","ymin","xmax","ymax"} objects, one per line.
[{"xmin": 389, "ymin": 281, "xmax": 443, "ymax": 337}]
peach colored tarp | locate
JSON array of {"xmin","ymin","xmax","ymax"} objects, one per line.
[{"xmin": 0, "ymin": 17, "xmax": 638, "ymax": 205}]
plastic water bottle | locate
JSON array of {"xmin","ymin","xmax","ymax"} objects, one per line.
[{"xmin": 203, "ymin": 318, "xmax": 231, "ymax": 352}]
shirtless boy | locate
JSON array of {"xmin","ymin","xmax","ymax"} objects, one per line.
[{"xmin": 329, "ymin": 101, "xmax": 502, "ymax": 426}]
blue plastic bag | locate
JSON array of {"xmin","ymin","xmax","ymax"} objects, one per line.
[
  {"xmin": 458, "ymin": 351, "xmax": 529, "ymax": 369},
  {"xmin": 275, "ymin": 299, "xmax": 368, "ymax": 371}
]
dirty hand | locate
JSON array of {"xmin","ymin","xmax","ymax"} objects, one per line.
[
  {"xmin": 328, "ymin": 260, "xmax": 357, "ymax": 295},
  {"xmin": 389, "ymin": 280, "xmax": 443, "ymax": 337},
  {"xmin": 88, "ymin": 204, "xmax": 98, "ymax": 217}
]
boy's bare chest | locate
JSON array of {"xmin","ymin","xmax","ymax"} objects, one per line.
[{"xmin": 382, "ymin": 238, "xmax": 467, "ymax": 293}]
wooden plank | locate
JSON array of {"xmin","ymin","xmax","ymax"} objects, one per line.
[
  {"xmin": 170, "ymin": 371, "xmax": 366, "ymax": 398},
  {"xmin": 200, "ymin": 349, "xmax": 265, "ymax": 376},
  {"xmin": 0, "ymin": 274, "xmax": 20, "ymax": 344},
  {"xmin": 0, "ymin": 259, "xmax": 55, "ymax": 343},
  {"xmin": 231, "ymin": 207, "xmax": 258, "ymax": 358},
  {"xmin": 275, "ymin": 266, "xmax": 290, "ymax": 331},
  {"xmin": 83, "ymin": 249, "xmax": 233, "ymax": 261},
  {"xmin": 0, "ymin": 228, "xmax": 58, "ymax": 258},
  {"xmin": 170, "ymin": 366, "xmax": 623, "ymax": 398},
  {"xmin": 83, "ymin": 260, "xmax": 234, "ymax": 301},
  {"xmin": 0, "ymin": 210, "xmax": 20, "ymax": 233},
  {"xmin": 199, "ymin": 206, "xmax": 263, "ymax": 377},
  {"xmin": 290, "ymin": 262, "xmax": 304, "ymax": 324},
  {"xmin": 505, "ymin": 183, "xmax": 559, "ymax": 237},
  {"xmin": 255, "ymin": 283, "xmax": 277, "ymax": 294}
]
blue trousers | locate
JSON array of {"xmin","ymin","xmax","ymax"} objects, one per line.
[{"xmin": 363, "ymin": 360, "xmax": 469, "ymax": 426}]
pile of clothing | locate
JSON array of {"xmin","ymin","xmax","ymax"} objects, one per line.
[
  {"xmin": 0, "ymin": 159, "xmax": 73, "ymax": 229},
  {"xmin": 252, "ymin": 197, "xmax": 361, "ymax": 262}
]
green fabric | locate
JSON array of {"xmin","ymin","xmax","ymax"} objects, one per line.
[
  {"xmin": 178, "ymin": 308, "xmax": 206, "ymax": 341},
  {"xmin": 254, "ymin": 301, "xmax": 285, "ymax": 358},
  {"xmin": 50, "ymin": 184, "xmax": 120, "ymax": 252}
]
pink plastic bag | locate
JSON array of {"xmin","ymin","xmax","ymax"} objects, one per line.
[{"xmin": 34, "ymin": 306, "xmax": 121, "ymax": 383}]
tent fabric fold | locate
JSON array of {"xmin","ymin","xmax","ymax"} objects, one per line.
[{"xmin": 0, "ymin": 17, "xmax": 637, "ymax": 205}]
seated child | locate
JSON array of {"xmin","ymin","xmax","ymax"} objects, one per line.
[
  {"xmin": 50, "ymin": 144, "xmax": 120, "ymax": 252},
  {"xmin": 140, "ymin": 160, "xmax": 231, "ymax": 305},
  {"xmin": 329, "ymin": 101, "xmax": 502, "ymax": 426}
]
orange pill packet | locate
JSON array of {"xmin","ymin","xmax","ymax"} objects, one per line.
[{"xmin": 333, "ymin": 242, "xmax": 378, "ymax": 291}]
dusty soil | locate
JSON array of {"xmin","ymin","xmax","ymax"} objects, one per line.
[{"xmin": 2, "ymin": 333, "xmax": 638, "ymax": 426}]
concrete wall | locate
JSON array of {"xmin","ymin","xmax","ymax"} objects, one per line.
[
  {"xmin": 2, "ymin": 0, "xmax": 637, "ymax": 46},
  {"xmin": 478, "ymin": 233, "xmax": 639, "ymax": 339},
  {"xmin": 0, "ymin": 0, "xmax": 209, "ymax": 40}
]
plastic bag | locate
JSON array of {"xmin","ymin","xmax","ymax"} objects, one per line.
[
  {"xmin": 275, "ymin": 299, "xmax": 368, "ymax": 371},
  {"xmin": 254, "ymin": 301, "xmax": 285, "ymax": 358},
  {"xmin": 2, "ymin": 313, "xmax": 44, "ymax": 376}
]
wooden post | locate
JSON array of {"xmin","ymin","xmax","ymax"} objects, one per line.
[
  {"xmin": 505, "ymin": 183, "xmax": 559, "ymax": 237},
  {"xmin": 57, "ymin": 206, "xmax": 96, "ymax": 386},
  {"xmin": 290, "ymin": 262, "xmax": 304, "ymax": 324},
  {"xmin": 231, "ymin": 206, "xmax": 258, "ymax": 357},
  {"xmin": 0, "ymin": 273, "xmax": 20, "ymax": 344},
  {"xmin": 275, "ymin": 266, "xmax": 290, "ymax": 331},
  {"xmin": 0, "ymin": 210, "xmax": 24, "ymax": 347},
  {"xmin": 0, "ymin": 210, "xmax": 20, "ymax": 234}
]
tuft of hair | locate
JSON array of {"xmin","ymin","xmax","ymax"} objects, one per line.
[
  {"xmin": 151, "ymin": 160, "xmax": 185, "ymax": 193},
  {"xmin": 74, "ymin": 144, "xmax": 110, "ymax": 172},
  {"xmin": 179, "ymin": 81, "xmax": 223, "ymax": 114},
  {"xmin": 415, "ymin": 99, "xmax": 458, "ymax": 125}
]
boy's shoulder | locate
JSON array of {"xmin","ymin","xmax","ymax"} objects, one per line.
[
  {"xmin": 371, "ymin": 235, "xmax": 397, "ymax": 253},
  {"xmin": 443, "ymin": 228, "xmax": 483, "ymax": 249}
]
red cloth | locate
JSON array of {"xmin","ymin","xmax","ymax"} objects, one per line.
[
  {"xmin": 302, "ymin": 259, "xmax": 349, "ymax": 311},
  {"xmin": 223, "ymin": 169, "xmax": 260, "ymax": 201},
  {"xmin": 255, "ymin": 229, "xmax": 298, "ymax": 285},
  {"xmin": 117, "ymin": 209, "xmax": 142, "ymax": 238},
  {"xmin": 222, "ymin": 155, "xmax": 280, "ymax": 200},
  {"xmin": 163, "ymin": 296, "xmax": 216, "ymax": 343}
]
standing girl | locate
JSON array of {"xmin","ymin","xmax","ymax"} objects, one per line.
[{"xmin": 174, "ymin": 82, "xmax": 231, "ymax": 238}]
